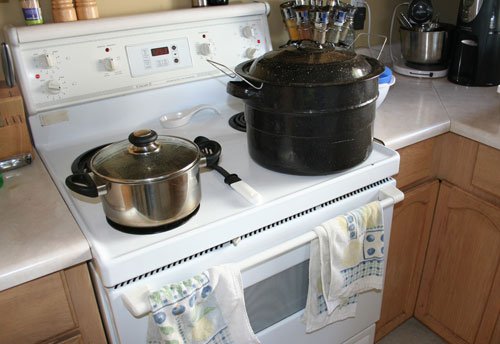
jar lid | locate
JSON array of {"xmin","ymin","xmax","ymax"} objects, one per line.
[
  {"xmin": 90, "ymin": 130, "xmax": 200, "ymax": 183},
  {"xmin": 235, "ymin": 42, "xmax": 384, "ymax": 86}
]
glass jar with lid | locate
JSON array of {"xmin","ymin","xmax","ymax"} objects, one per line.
[{"xmin": 19, "ymin": 0, "xmax": 43, "ymax": 25}]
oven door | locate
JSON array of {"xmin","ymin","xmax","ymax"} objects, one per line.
[
  {"xmin": 96, "ymin": 178, "xmax": 397, "ymax": 344},
  {"xmin": 245, "ymin": 262, "xmax": 381, "ymax": 344}
]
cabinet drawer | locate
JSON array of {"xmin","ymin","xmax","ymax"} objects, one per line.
[
  {"xmin": 0, "ymin": 272, "xmax": 76, "ymax": 344},
  {"xmin": 472, "ymin": 144, "xmax": 500, "ymax": 198}
]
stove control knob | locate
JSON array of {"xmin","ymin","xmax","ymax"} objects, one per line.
[
  {"xmin": 41, "ymin": 54, "xmax": 54, "ymax": 68},
  {"xmin": 199, "ymin": 43, "xmax": 213, "ymax": 56},
  {"xmin": 242, "ymin": 26, "xmax": 256, "ymax": 39},
  {"xmin": 103, "ymin": 57, "xmax": 118, "ymax": 71},
  {"xmin": 245, "ymin": 48, "xmax": 258, "ymax": 59},
  {"xmin": 46, "ymin": 80, "xmax": 61, "ymax": 94}
]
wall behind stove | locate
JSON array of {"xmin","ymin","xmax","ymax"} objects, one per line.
[{"xmin": 0, "ymin": 0, "xmax": 459, "ymax": 80}]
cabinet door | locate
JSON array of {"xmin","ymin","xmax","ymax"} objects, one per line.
[
  {"xmin": 0, "ymin": 272, "xmax": 77, "ymax": 344},
  {"xmin": 415, "ymin": 183, "xmax": 500, "ymax": 344},
  {"xmin": 474, "ymin": 263, "xmax": 500, "ymax": 344},
  {"xmin": 375, "ymin": 180, "xmax": 439, "ymax": 341},
  {"xmin": 0, "ymin": 264, "xmax": 106, "ymax": 344}
]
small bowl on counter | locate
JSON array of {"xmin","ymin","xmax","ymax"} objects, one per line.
[{"xmin": 377, "ymin": 66, "xmax": 396, "ymax": 109}]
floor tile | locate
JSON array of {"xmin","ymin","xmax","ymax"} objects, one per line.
[{"xmin": 377, "ymin": 318, "xmax": 446, "ymax": 344}]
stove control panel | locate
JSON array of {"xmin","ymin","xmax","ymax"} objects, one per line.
[
  {"xmin": 6, "ymin": 3, "xmax": 272, "ymax": 114},
  {"xmin": 126, "ymin": 38, "xmax": 192, "ymax": 77}
]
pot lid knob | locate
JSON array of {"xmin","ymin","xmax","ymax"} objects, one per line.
[{"xmin": 128, "ymin": 129, "xmax": 159, "ymax": 154}]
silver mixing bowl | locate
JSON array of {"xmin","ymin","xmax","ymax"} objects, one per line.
[{"xmin": 399, "ymin": 27, "xmax": 449, "ymax": 65}]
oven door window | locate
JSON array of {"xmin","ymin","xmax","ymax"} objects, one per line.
[{"xmin": 244, "ymin": 260, "xmax": 309, "ymax": 333}]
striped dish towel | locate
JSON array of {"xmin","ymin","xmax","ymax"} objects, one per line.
[{"xmin": 303, "ymin": 201, "xmax": 385, "ymax": 333}]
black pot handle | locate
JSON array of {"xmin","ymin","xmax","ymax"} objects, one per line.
[
  {"xmin": 65, "ymin": 173, "xmax": 99, "ymax": 198},
  {"xmin": 194, "ymin": 136, "xmax": 222, "ymax": 167},
  {"xmin": 227, "ymin": 81, "xmax": 261, "ymax": 100}
]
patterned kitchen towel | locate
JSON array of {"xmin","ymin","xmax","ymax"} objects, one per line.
[
  {"xmin": 147, "ymin": 264, "xmax": 259, "ymax": 344},
  {"xmin": 303, "ymin": 201, "xmax": 385, "ymax": 333}
]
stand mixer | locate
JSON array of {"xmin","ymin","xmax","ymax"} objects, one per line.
[{"xmin": 391, "ymin": 0, "xmax": 452, "ymax": 78}]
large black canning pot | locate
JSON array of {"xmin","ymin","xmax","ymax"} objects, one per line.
[{"xmin": 227, "ymin": 42, "xmax": 385, "ymax": 175}]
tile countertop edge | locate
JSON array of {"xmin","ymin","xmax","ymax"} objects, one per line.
[
  {"xmin": 444, "ymin": 94, "xmax": 500, "ymax": 150},
  {"xmin": 0, "ymin": 151, "xmax": 92, "ymax": 292},
  {"xmin": 0, "ymin": 240, "xmax": 91, "ymax": 292},
  {"xmin": 432, "ymin": 77, "xmax": 500, "ymax": 150},
  {"xmin": 379, "ymin": 121, "xmax": 450, "ymax": 151},
  {"xmin": 375, "ymin": 74, "xmax": 500, "ymax": 151},
  {"xmin": 374, "ymin": 74, "xmax": 452, "ymax": 151}
]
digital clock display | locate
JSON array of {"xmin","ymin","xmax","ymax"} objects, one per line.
[{"xmin": 151, "ymin": 47, "xmax": 169, "ymax": 56}]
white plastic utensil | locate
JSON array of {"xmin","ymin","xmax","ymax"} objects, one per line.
[
  {"xmin": 194, "ymin": 136, "xmax": 263, "ymax": 205},
  {"xmin": 229, "ymin": 180, "xmax": 263, "ymax": 205},
  {"xmin": 160, "ymin": 104, "xmax": 220, "ymax": 128}
]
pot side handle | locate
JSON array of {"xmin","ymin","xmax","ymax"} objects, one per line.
[
  {"xmin": 227, "ymin": 81, "xmax": 261, "ymax": 100},
  {"xmin": 65, "ymin": 173, "xmax": 99, "ymax": 198}
]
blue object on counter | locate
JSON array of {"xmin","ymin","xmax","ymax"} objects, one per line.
[{"xmin": 379, "ymin": 66, "xmax": 393, "ymax": 84}]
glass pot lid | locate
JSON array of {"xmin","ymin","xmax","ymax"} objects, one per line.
[
  {"xmin": 90, "ymin": 129, "xmax": 200, "ymax": 183},
  {"xmin": 236, "ymin": 42, "xmax": 383, "ymax": 86}
]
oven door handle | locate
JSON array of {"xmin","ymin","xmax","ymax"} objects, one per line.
[
  {"xmin": 122, "ymin": 284, "xmax": 153, "ymax": 319},
  {"xmin": 237, "ymin": 185, "xmax": 404, "ymax": 271},
  {"xmin": 120, "ymin": 185, "xmax": 404, "ymax": 318}
]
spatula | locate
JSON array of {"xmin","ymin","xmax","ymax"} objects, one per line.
[{"xmin": 195, "ymin": 136, "xmax": 263, "ymax": 205}]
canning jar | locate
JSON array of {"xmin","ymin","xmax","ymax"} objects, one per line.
[
  {"xmin": 19, "ymin": 0, "xmax": 43, "ymax": 25},
  {"xmin": 280, "ymin": 1, "xmax": 300, "ymax": 41}
]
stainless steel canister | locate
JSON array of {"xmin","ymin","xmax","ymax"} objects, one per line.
[
  {"xmin": 192, "ymin": 0, "xmax": 208, "ymax": 7},
  {"xmin": 399, "ymin": 27, "xmax": 449, "ymax": 64}
]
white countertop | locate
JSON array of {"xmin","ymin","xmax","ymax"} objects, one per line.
[
  {"xmin": 0, "ymin": 152, "xmax": 91, "ymax": 291},
  {"xmin": 433, "ymin": 78, "xmax": 500, "ymax": 149},
  {"xmin": 0, "ymin": 74, "xmax": 498, "ymax": 292},
  {"xmin": 375, "ymin": 74, "xmax": 500, "ymax": 150}
]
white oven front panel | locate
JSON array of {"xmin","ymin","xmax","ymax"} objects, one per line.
[{"xmin": 99, "ymin": 179, "xmax": 396, "ymax": 344}]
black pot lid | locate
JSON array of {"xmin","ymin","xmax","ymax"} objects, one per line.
[
  {"xmin": 236, "ymin": 42, "xmax": 384, "ymax": 86},
  {"xmin": 90, "ymin": 130, "xmax": 200, "ymax": 183}
]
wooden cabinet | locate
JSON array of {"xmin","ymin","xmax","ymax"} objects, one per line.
[
  {"xmin": 394, "ymin": 135, "xmax": 438, "ymax": 189},
  {"xmin": 415, "ymin": 183, "xmax": 500, "ymax": 344},
  {"xmin": 471, "ymin": 144, "xmax": 500, "ymax": 200},
  {"xmin": 435, "ymin": 133, "xmax": 500, "ymax": 207},
  {"xmin": 0, "ymin": 263, "xmax": 107, "ymax": 344},
  {"xmin": 375, "ymin": 180, "xmax": 439, "ymax": 341},
  {"xmin": 375, "ymin": 136, "xmax": 440, "ymax": 341},
  {"xmin": 376, "ymin": 133, "xmax": 500, "ymax": 343}
]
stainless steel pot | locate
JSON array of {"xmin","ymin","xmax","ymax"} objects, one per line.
[
  {"xmin": 65, "ymin": 129, "xmax": 211, "ymax": 233},
  {"xmin": 399, "ymin": 26, "xmax": 449, "ymax": 64}
]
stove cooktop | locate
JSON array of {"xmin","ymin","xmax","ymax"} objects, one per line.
[{"xmin": 33, "ymin": 97, "xmax": 399, "ymax": 287}]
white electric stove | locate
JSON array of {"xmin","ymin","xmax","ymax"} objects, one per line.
[{"xmin": 7, "ymin": 3, "xmax": 401, "ymax": 344}]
